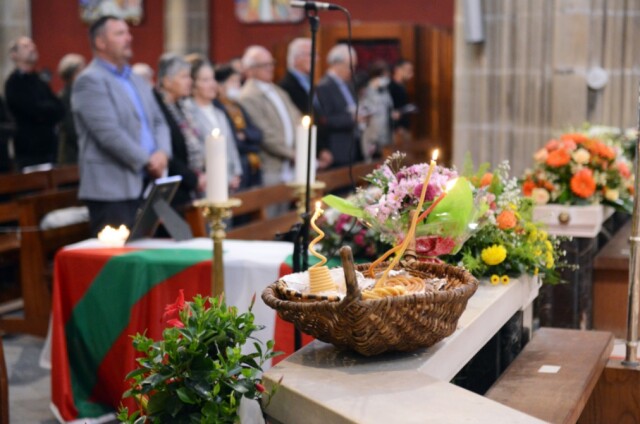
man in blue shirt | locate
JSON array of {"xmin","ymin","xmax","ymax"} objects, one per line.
[{"xmin": 72, "ymin": 16, "xmax": 171, "ymax": 236}]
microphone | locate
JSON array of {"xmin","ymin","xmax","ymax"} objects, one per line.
[{"xmin": 290, "ymin": 0, "xmax": 341, "ymax": 10}]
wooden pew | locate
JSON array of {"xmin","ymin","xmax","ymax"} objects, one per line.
[
  {"xmin": 316, "ymin": 161, "xmax": 380, "ymax": 193},
  {"xmin": 0, "ymin": 189, "xmax": 89, "ymax": 337},
  {"xmin": 485, "ymin": 328, "xmax": 613, "ymax": 424},
  {"xmin": 0, "ymin": 337, "xmax": 7, "ymax": 424},
  {"xmin": 185, "ymin": 162, "xmax": 382, "ymax": 241},
  {"xmin": 0, "ymin": 170, "xmax": 52, "ymax": 285}
]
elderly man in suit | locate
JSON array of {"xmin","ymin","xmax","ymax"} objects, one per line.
[
  {"xmin": 238, "ymin": 45, "xmax": 300, "ymax": 187},
  {"xmin": 315, "ymin": 44, "xmax": 362, "ymax": 168},
  {"xmin": 279, "ymin": 38, "xmax": 311, "ymax": 115},
  {"xmin": 72, "ymin": 15, "xmax": 171, "ymax": 236}
]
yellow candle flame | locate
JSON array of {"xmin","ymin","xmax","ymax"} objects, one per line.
[
  {"xmin": 302, "ymin": 115, "xmax": 311, "ymax": 128},
  {"xmin": 211, "ymin": 128, "xmax": 221, "ymax": 138},
  {"xmin": 309, "ymin": 201, "xmax": 328, "ymax": 268},
  {"xmin": 432, "ymin": 149, "xmax": 439, "ymax": 161}
]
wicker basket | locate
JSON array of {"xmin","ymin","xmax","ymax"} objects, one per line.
[{"xmin": 262, "ymin": 247, "xmax": 479, "ymax": 356}]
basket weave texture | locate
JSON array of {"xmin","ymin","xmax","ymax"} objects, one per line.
[{"xmin": 262, "ymin": 261, "xmax": 479, "ymax": 356}]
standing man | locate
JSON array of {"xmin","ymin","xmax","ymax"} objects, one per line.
[
  {"xmin": 315, "ymin": 44, "xmax": 361, "ymax": 169},
  {"xmin": 279, "ymin": 38, "xmax": 312, "ymax": 115},
  {"xmin": 5, "ymin": 37, "xmax": 65, "ymax": 169},
  {"xmin": 238, "ymin": 45, "xmax": 300, "ymax": 187},
  {"xmin": 388, "ymin": 58, "xmax": 414, "ymax": 140},
  {"xmin": 72, "ymin": 16, "xmax": 171, "ymax": 236}
]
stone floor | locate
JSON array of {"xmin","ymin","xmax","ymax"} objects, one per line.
[{"xmin": 3, "ymin": 334, "xmax": 57, "ymax": 423}]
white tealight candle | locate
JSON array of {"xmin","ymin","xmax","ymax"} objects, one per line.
[
  {"xmin": 294, "ymin": 115, "xmax": 317, "ymax": 185},
  {"xmin": 205, "ymin": 128, "xmax": 228, "ymax": 203}
]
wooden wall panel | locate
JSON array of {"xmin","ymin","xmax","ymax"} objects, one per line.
[{"xmin": 453, "ymin": 0, "xmax": 640, "ymax": 176}]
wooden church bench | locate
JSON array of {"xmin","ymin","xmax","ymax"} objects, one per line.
[
  {"xmin": 0, "ymin": 189, "xmax": 90, "ymax": 337},
  {"xmin": 485, "ymin": 328, "xmax": 613, "ymax": 424},
  {"xmin": 316, "ymin": 160, "xmax": 380, "ymax": 194}
]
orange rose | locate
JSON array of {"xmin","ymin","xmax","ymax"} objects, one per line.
[
  {"xmin": 522, "ymin": 180, "xmax": 536, "ymax": 196},
  {"xmin": 496, "ymin": 210, "xmax": 517, "ymax": 230},
  {"xmin": 480, "ymin": 172, "xmax": 493, "ymax": 187},
  {"xmin": 570, "ymin": 169, "xmax": 596, "ymax": 198},
  {"xmin": 546, "ymin": 149, "xmax": 571, "ymax": 167},
  {"xmin": 561, "ymin": 133, "xmax": 589, "ymax": 144}
]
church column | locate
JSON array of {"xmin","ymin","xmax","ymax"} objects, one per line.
[
  {"xmin": 164, "ymin": 0, "xmax": 209, "ymax": 57},
  {"xmin": 0, "ymin": 0, "xmax": 31, "ymax": 89},
  {"xmin": 453, "ymin": 0, "xmax": 640, "ymax": 176}
]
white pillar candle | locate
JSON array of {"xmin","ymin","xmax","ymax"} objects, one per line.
[
  {"xmin": 205, "ymin": 128, "xmax": 228, "ymax": 203},
  {"xmin": 295, "ymin": 115, "xmax": 317, "ymax": 185}
]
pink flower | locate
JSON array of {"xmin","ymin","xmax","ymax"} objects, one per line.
[
  {"xmin": 354, "ymin": 233, "xmax": 365, "ymax": 246},
  {"xmin": 415, "ymin": 236, "xmax": 457, "ymax": 256}
]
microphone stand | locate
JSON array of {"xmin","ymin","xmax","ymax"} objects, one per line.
[{"xmin": 291, "ymin": 6, "xmax": 320, "ymax": 351}]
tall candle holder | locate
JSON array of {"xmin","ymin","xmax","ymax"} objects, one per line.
[
  {"xmin": 193, "ymin": 198, "xmax": 242, "ymax": 297},
  {"xmin": 287, "ymin": 181, "xmax": 326, "ymax": 217}
]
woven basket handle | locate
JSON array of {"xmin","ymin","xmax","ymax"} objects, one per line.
[{"xmin": 339, "ymin": 246, "xmax": 361, "ymax": 301}]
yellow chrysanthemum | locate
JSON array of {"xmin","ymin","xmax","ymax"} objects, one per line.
[
  {"xmin": 501, "ymin": 275, "xmax": 510, "ymax": 285},
  {"xmin": 538, "ymin": 230, "xmax": 548, "ymax": 242},
  {"xmin": 490, "ymin": 274, "xmax": 500, "ymax": 285},
  {"xmin": 546, "ymin": 252, "xmax": 554, "ymax": 269},
  {"xmin": 534, "ymin": 249, "xmax": 542, "ymax": 257},
  {"xmin": 545, "ymin": 240, "xmax": 553, "ymax": 252},
  {"xmin": 481, "ymin": 245, "xmax": 507, "ymax": 266},
  {"xmin": 528, "ymin": 229, "xmax": 538, "ymax": 242}
]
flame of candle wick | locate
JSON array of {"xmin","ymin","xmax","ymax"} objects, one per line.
[
  {"xmin": 302, "ymin": 115, "xmax": 311, "ymax": 128},
  {"xmin": 211, "ymin": 128, "xmax": 221, "ymax": 138},
  {"xmin": 432, "ymin": 149, "xmax": 439, "ymax": 161}
]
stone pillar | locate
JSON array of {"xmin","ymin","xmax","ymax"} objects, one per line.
[
  {"xmin": 0, "ymin": 0, "xmax": 31, "ymax": 90},
  {"xmin": 164, "ymin": 0, "xmax": 209, "ymax": 57},
  {"xmin": 453, "ymin": 0, "xmax": 640, "ymax": 176}
]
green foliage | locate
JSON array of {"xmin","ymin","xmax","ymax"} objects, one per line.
[
  {"xmin": 443, "ymin": 161, "xmax": 571, "ymax": 285},
  {"xmin": 118, "ymin": 294, "xmax": 281, "ymax": 424}
]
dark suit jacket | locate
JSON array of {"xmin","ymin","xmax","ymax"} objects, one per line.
[
  {"xmin": 153, "ymin": 90, "xmax": 198, "ymax": 209},
  {"xmin": 315, "ymin": 74, "xmax": 361, "ymax": 167},
  {"xmin": 5, "ymin": 70, "xmax": 64, "ymax": 166},
  {"xmin": 279, "ymin": 70, "xmax": 310, "ymax": 115}
]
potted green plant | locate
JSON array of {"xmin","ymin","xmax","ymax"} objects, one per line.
[{"xmin": 117, "ymin": 290, "xmax": 280, "ymax": 423}]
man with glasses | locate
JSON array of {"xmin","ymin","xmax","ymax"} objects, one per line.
[{"xmin": 238, "ymin": 45, "xmax": 300, "ymax": 188}]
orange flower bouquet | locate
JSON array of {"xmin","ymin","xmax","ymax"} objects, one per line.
[{"xmin": 521, "ymin": 130, "xmax": 634, "ymax": 213}]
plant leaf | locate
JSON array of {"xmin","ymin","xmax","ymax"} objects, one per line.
[{"xmin": 322, "ymin": 195, "xmax": 365, "ymax": 218}]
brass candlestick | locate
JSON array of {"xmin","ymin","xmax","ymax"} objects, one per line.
[
  {"xmin": 287, "ymin": 181, "xmax": 326, "ymax": 217},
  {"xmin": 193, "ymin": 198, "xmax": 242, "ymax": 298}
]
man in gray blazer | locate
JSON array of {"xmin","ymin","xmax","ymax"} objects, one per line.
[
  {"xmin": 72, "ymin": 16, "xmax": 171, "ymax": 236},
  {"xmin": 238, "ymin": 45, "xmax": 300, "ymax": 187}
]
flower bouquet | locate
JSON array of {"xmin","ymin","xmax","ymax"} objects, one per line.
[
  {"xmin": 323, "ymin": 152, "xmax": 483, "ymax": 260},
  {"xmin": 443, "ymin": 159, "xmax": 568, "ymax": 285},
  {"xmin": 316, "ymin": 205, "xmax": 390, "ymax": 261},
  {"xmin": 117, "ymin": 292, "xmax": 280, "ymax": 424},
  {"xmin": 521, "ymin": 130, "xmax": 634, "ymax": 213}
]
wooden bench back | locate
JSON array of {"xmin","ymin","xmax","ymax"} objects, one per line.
[
  {"xmin": 0, "ymin": 171, "xmax": 50, "ymax": 203},
  {"xmin": 317, "ymin": 161, "xmax": 380, "ymax": 193},
  {"xmin": 0, "ymin": 188, "xmax": 89, "ymax": 337}
]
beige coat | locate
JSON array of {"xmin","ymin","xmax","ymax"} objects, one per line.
[{"xmin": 238, "ymin": 79, "xmax": 301, "ymax": 185}]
